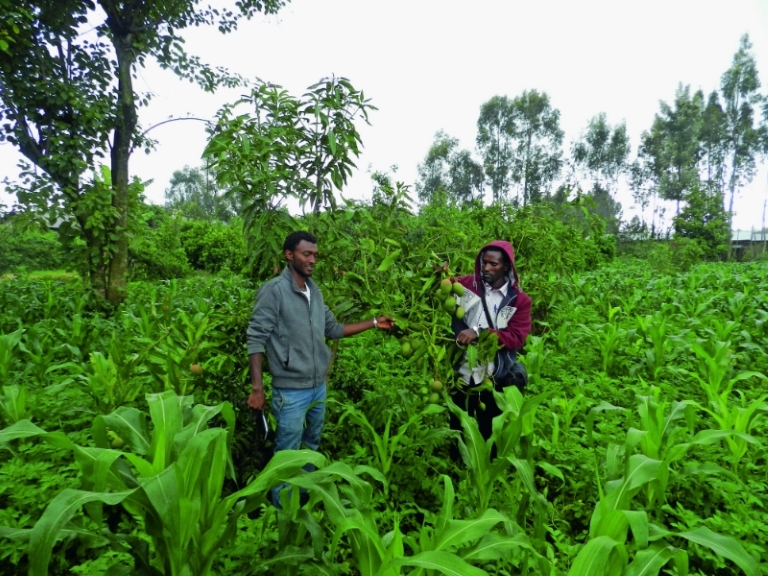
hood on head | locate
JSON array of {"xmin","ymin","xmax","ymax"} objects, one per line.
[{"xmin": 474, "ymin": 240, "xmax": 519, "ymax": 289}]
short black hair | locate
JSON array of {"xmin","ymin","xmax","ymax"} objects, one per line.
[
  {"xmin": 283, "ymin": 231, "xmax": 317, "ymax": 253},
  {"xmin": 481, "ymin": 247, "xmax": 510, "ymax": 268}
]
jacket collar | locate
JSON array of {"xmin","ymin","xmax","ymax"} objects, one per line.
[{"xmin": 281, "ymin": 266, "xmax": 317, "ymax": 294}]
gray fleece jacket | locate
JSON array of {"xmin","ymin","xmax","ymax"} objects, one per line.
[{"xmin": 247, "ymin": 267, "xmax": 344, "ymax": 389}]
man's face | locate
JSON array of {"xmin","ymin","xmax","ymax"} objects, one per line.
[
  {"xmin": 481, "ymin": 249, "xmax": 509, "ymax": 287},
  {"xmin": 286, "ymin": 240, "xmax": 318, "ymax": 278}
]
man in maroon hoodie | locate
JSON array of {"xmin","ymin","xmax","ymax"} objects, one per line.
[{"xmin": 450, "ymin": 240, "xmax": 532, "ymax": 445}]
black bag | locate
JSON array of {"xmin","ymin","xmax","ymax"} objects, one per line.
[{"xmin": 481, "ymin": 291, "xmax": 528, "ymax": 391}]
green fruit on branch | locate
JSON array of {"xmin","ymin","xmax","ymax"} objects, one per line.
[
  {"xmin": 443, "ymin": 296, "xmax": 456, "ymax": 313},
  {"xmin": 439, "ymin": 278, "xmax": 452, "ymax": 295},
  {"xmin": 190, "ymin": 363, "xmax": 203, "ymax": 375},
  {"xmin": 456, "ymin": 306, "xmax": 465, "ymax": 320},
  {"xmin": 400, "ymin": 342, "xmax": 413, "ymax": 358},
  {"xmin": 452, "ymin": 283, "xmax": 465, "ymax": 296},
  {"xmin": 478, "ymin": 401, "xmax": 486, "ymax": 411},
  {"xmin": 107, "ymin": 430, "xmax": 125, "ymax": 448},
  {"xmin": 431, "ymin": 380, "xmax": 443, "ymax": 392},
  {"xmin": 412, "ymin": 339, "xmax": 424, "ymax": 350},
  {"xmin": 428, "ymin": 392, "xmax": 440, "ymax": 404}
]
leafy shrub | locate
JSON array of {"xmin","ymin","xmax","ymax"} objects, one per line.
[
  {"xmin": 200, "ymin": 220, "xmax": 247, "ymax": 273},
  {"xmin": 0, "ymin": 224, "xmax": 64, "ymax": 274},
  {"xmin": 179, "ymin": 219, "xmax": 247, "ymax": 273},
  {"xmin": 128, "ymin": 217, "xmax": 190, "ymax": 280}
]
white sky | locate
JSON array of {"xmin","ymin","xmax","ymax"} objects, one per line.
[{"xmin": 2, "ymin": 0, "xmax": 768, "ymax": 230}]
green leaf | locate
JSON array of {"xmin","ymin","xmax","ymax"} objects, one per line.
[
  {"xmin": 676, "ymin": 527, "xmax": 759, "ymax": 576},
  {"xmin": 625, "ymin": 543, "xmax": 688, "ymax": 576},
  {"xmin": 381, "ymin": 550, "xmax": 488, "ymax": 576},
  {"xmin": 377, "ymin": 249, "xmax": 401, "ymax": 272},
  {"xmin": 228, "ymin": 450, "xmax": 326, "ymax": 504},
  {"xmin": 462, "ymin": 532, "xmax": 534, "ymax": 561},
  {"xmin": 567, "ymin": 536, "xmax": 627, "ymax": 576},
  {"xmin": 508, "ymin": 458, "xmax": 537, "ymax": 495},
  {"xmin": 93, "ymin": 407, "xmax": 151, "ymax": 454},
  {"xmin": 28, "ymin": 489, "xmax": 135, "ymax": 576},
  {"xmin": 436, "ymin": 508, "xmax": 508, "ymax": 551},
  {"xmin": 255, "ymin": 546, "xmax": 314, "ymax": 572}
]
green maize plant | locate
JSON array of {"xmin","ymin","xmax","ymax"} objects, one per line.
[
  {"xmin": 687, "ymin": 341, "xmax": 767, "ymax": 471},
  {"xmin": 549, "ymin": 392, "xmax": 586, "ymax": 446},
  {"xmin": 0, "ymin": 384, "xmax": 27, "ymax": 425},
  {"xmin": 0, "ymin": 390, "xmax": 324, "ymax": 576},
  {"xmin": 624, "ymin": 387, "xmax": 745, "ymax": 515},
  {"xmin": 17, "ymin": 323, "xmax": 59, "ymax": 384},
  {"xmin": 0, "ymin": 328, "xmax": 24, "ymax": 384},
  {"xmin": 446, "ymin": 386, "xmax": 558, "ymax": 520},
  {"xmin": 568, "ymin": 451, "xmax": 760, "ymax": 576},
  {"xmin": 298, "ymin": 468, "xmax": 539, "ymax": 576},
  {"xmin": 633, "ymin": 313, "xmax": 686, "ymax": 382},
  {"xmin": 577, "ymin": 306, "xmax": 627, "ymax": 375},
  {"xmin": 336, "ymin": 401, "xmax": 445, "ymax": 492},
  {"xmin": 520, "ymin": 334, "xmax": 549, "ymax": 386}
]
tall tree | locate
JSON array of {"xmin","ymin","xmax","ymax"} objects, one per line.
[
  {"xmin": 416, "ymin": 131, "xmax": 484, "ymax": 204},
  {"xmin": 203, "ymin": 77, "xmax": 374, "ymax": 262},
  {"xmin": 638, "ymin": 85, "xmax": 704, "ymax": 215},
  {"xmin": 0, "ymin": 0, "xmax": 285, "ymax": 304},
  {"xmin": 699, "ymin": 91, "xmax": 729, "ymax": 194},
  {"xmin": 572, "ymin": 113, "xmax": 631, "ymax": 195},
  {"xmin": 720, "ymin": 34, "xmax": 768, "ymax": 215},
  {"xmin": 508, "ymin": 90, "xmax": 564, "ymax": 205},
  {"xmin": 164, "ymin": 165, "xmax": 234, "ymax": 222},
  {"xmin": 415, "ymin": 131, "xmax": 456, "ymax": 202},
  {"xmin": 476, "ymin": 96, "xmax": 514, "ymax": 202}
]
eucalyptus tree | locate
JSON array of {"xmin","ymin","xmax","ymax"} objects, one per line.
[
  {"xmin": 416, "ymin": 131, "xmax": 484, "ymax": 204},
  {"xmin": 476, "ymin": 96, "xmax": 514, "ymax": 202},
  {"xmin": 572, "ymin": 113, "xmax": 631, "ymax": 195},
  {"xmin": 0, "ymin": 0, "xmax": 285, "ymax": 304},
  {"xmin": 720, "ymin": 34, "xmax": 768, "ymax": 215},
  {"xmin": 638, "ymin": 85, "xmax": 704, "ymax": 215},
  {"xmin": 165, "ymin": 165, "xmax": 235, "ymax": 222},
  {"xmin": 508, "ymin": 90, "xmax": 564, "ymax": 205}
]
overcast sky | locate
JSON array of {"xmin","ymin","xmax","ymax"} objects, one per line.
[{"xmin": 2, "ymin": 0, "xmax": 768, "ymax": 230}]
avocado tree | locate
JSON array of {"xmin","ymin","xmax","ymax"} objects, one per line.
[
  {"xmin": 0, "ymin": 0, "xmax": 286, "ymax": 304},
  {"xmin": 203, "ymin": 76, "xmax": 375, "ymax": 277}
]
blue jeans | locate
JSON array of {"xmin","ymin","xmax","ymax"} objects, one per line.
[{"xmin": 270, "ymin": 383, "xmax": 326, "ymax": 507}]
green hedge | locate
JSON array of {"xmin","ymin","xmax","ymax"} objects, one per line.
[{"xmin": 0, "ymin": 224, "xmax": 64, "ymax": 274}]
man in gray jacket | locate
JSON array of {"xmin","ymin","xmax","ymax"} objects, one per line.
[{"xmin": 247, "ymin": 231, "xmax": 394, "ymax": 505}]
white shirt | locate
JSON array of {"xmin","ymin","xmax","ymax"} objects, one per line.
[
  {"xmin": 299, "ymin": 285, "xmax": 311, "ymax": 307},
  {"xmin": 458, "ymin": 281, "xmax": 509, "ymax": 385}
]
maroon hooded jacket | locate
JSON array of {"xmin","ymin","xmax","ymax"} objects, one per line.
[{"xmin": 451, "ymin": 241, "xmax": 532, "ymax": 379}]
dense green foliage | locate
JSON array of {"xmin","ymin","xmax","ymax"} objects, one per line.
[
  {"xmin": 0, "ymin": 0, "xmax": 287, "ymax": 304},
  {"xmin": 0, "ymin": 223, "xmax": 63, "ymax": 274},
  {"xmin": 1, "ymin": 191, "xmax": 767, "ymax": 574}
]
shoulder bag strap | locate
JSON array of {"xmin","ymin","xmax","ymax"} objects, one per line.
[{"xmin": 480, "ymin": 292, "xmax": 495, "ymax": 329}]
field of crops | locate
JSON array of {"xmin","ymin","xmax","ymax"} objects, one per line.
[{"xmin": 1, "ymin": 234, "xmax": 768, "ymax": 574}]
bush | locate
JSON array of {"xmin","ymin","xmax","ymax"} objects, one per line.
[
  {"xmin": 200, "ymin": 220, "xmax": 247, "ymax": 273},
  {"xmin": 0, "ymin": 223, "xmax": 64, "ymax": 274},
  {"xmin": 128, "ymin": 218, "xmax": 191, "ymax": 281},
  {"xmin": 179, "ymin": 219, "xmax": 247, "ymax": 274}
]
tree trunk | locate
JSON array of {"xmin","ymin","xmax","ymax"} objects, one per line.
[{"xmin": 107, "ymin": 35, "xmax": 137, "ymax": 306}]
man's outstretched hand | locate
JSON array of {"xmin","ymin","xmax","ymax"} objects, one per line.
[{"xmin": 375, "ymin": 316, "xmax": 396, "ymax": 330}]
